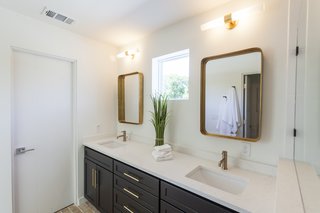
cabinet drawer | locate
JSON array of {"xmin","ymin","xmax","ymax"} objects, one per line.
[
  {"xmin": 160, "ymin": 201, "xmax": 183, "ymax": 213},
  {"xmin": 161, "ymin": 181, "xmax": 237, "ymax": 213},
  {"xmin": 114, "ymin": 161, "xmax": 159, "ymax": 196},
  {"xmin": 85, "ymin": 147, "xmax": 113, "ymax": 172},
  {"xmin": 114, "ymin": 189, "xmax": 153, "ymax": 213},
  {"xmin": 114, "ymin": 207, "xmax": 122, "ymax": 213},
  {"xmin": 114, "ymin": 174, "xmax": 159, "ymax": 212}
]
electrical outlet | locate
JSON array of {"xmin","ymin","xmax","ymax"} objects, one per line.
[{"xmin": 241, "ymin": 143, "xmax": 251, "ymax": 157}]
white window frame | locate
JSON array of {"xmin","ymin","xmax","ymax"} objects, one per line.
[{"xmin": 152, "ymin": 49, "xmax": 189, "ymax": 100}]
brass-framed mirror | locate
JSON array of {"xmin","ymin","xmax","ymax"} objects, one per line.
[
  {"xmin": 118, "ymin": 72, "xmax": 144, "ymax": 124},
  {"xmin": 200, "ymin": 48, "xmax": 263, "ymax": 142}
]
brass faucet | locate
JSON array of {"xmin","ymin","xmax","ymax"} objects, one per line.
[
  {"xmin": 218, "ymin": 150, "xmax": 228, "ymax": 170},
  {"xmin": 117, "ymin": 130, "xmax": 127, "ymax": 142}
]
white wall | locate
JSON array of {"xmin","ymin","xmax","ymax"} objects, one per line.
[
  {"xmin": 118, "ymin": 0, "xmax": 289, "ymax": 172},
  {"xmin": 303, "ymin": 0, "xmax": 320, "ymax": 174},
  {"xmin": 0, "ymin": 7, "xmax": 118, "ymax": 212}
]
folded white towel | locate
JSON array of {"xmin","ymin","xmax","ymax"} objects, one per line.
[
  {"xmin": 154, "ymin": 144, "xmax": 172, "ymax": 152},
  {"xmin": 152, "ymin": 150, "xmax": 173, "ymax": 161},
  {"xmin": 156, "ymin": 151, "xmax": 171, "ymax": 157},
  {"xmin": 152, "ymin": 150, "xmax": 172, "ymax": 158}
]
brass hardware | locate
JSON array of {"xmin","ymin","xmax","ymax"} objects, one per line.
[
  {"xmin": 123, "ymin": 172, "xmax": 140, "ymax": 182},
  {"xmin": 218, "ymin": 150, "xmax": 228, "ymax": 170},
  {"xmin": 117, "ymin": 130, "xmax": 127, "ymax": 142},
  {"xmin": 94, "ymin": 169, "xmax": 97, "ymax": 189},
  {"xmin": 200, "ymin": 48, "xmax": 263, "ymax": 142},
  {"xmin": 123, "ymin": 187, "xmax": 139, "ymax": 199},
  {"xmin": 117, "ymin": 49, "xmax": 139, "ymax": 60},
  {"xmin": 123, "ymin": 205, "xmax": 134, "ymax": 213},
  {"xmin": 118, "ymin": 72, "xmax": 144, "ymax": 125},
  {"xmin": 91, "ymin": 169, "xmax": 95, "ymax": 187},
  {"xmin": 224, "ymin": 13, "xmax": 238, "ymax": 30}
]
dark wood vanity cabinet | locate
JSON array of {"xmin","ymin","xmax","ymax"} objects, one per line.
[
  {"xmin": 113, "ymin": 160, "xmax": 159, "ymax": 212},
  {"xmin": 84, "ymin": 158, "xmax": 97, "ymax": 203},
  {"xmin": 160, "ymin": 181, "xmax": 237, "ymax": 213},
  {"xmin": 84, "ymin": 148, "xmax": 113, "ymax": 213},
  {"xmin": 84, "ymin": 147, "xmax": 238, "ymax": 213},
  {"xmin": 160, "ymin": 200, "xmax": 184, "ymax": 213}
]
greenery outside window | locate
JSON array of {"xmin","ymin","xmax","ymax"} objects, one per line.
[{"xmin": 152, "ymin": 49, "xmax": 189, "ymax": 100}]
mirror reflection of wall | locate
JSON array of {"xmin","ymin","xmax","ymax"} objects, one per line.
[
  {"xmin": 118, "ymin": 72, "xmax": 143, "ymax": 125},
  {"xmin": 124, "ymin": 75, "xmax": 139, "ymax": 122},
  {"xmin": 201, "ymin": 48, "xmax": 262, "ymax": 142}
]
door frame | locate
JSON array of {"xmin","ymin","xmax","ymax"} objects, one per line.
[{"xmin": 10, "ymin": 46, "xmax": 79, "ymax": 212}]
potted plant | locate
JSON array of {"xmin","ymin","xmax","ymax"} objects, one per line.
[{"xmin": 150, "ymin": 94, "xmax": 169, "ymax": 146}]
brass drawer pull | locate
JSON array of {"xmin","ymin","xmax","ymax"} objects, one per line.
[
  {"xmin": 123, "ymin": 187, "xmax": 139, "ymax": 199},
  {"xmin": 91, "ymin": 169, "xmax": 95, "ymax": 187},
  {"xmin": 94, "ymin": 169, "xmax": 97, "ymax": 189},
  {"xmin": 123, "ymin": 172, "xmax": 140, "ymax": 182},
  {"xmin": 123, "ymin": 205, "xmax": 134, "ymax": 213}
]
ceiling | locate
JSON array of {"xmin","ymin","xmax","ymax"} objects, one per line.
[{"xmin": 0, "ymin": 0, "xmax": 230, "ymax": 46}]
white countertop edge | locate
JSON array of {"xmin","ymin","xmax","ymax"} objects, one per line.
[
  {"xmin": 294, "ymin": 161, "xmax": 320, "ymax": 213},
  {"xmin": 274, "ymin": 159, "xmax": 304, "ymax": 213}
]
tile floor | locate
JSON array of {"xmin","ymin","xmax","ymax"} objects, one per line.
[{"xmin": 57, "ymin": 201, "xmax": 100, "ymax": 213}]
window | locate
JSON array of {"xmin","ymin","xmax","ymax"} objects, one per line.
[{"xmin": 152, "ymin": 49, "xmax": 189, "ymax": 100}]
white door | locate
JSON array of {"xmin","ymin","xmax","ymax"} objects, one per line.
[{"xmin": 13, "ymin": 50, "xmax": 74, "ymax": 213}]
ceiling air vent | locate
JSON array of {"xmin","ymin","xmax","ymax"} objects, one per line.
[{"xmin": 41, "ymin": 7, "xmax": 74, "ymax": 25}]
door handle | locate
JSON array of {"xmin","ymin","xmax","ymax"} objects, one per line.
[{"xmin": 15, "ymin": 147, "xmax": 35, "ymax": 155}]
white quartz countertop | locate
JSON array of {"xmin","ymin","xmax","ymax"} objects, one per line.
[
  {"xmin": 275, "ymin": 159, "xmax": 320, "ymax": 213},
  {"xmin": 83, "ymin": 138, "xmax": 276, "ymax": 213}
]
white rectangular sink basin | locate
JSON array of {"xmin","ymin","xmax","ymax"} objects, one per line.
[
  {"xmin": 98, "ymin": 140, "xmax": 126, "ymax": 149},
  {"xmin": 186, "ymin": 166, "xmax": 248, "ymax": 195}
]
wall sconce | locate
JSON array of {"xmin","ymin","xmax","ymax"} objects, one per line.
[
  {"xmin": 117, "ymin": 49, "xmax": 139, "ymax": 59},
  {"xmin": 224, "ymin": 13, "xmax": 238, "ymax": 30},
  {"xmin": 201, "ymin": 2, "xmax": 264, "ymax": 31}
]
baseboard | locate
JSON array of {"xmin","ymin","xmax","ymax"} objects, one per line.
[{"xmin": 78, "ymin": 196, "xmax": 87, "ymax": 205}]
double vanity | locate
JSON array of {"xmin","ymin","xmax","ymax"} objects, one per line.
[{"xmin": 84, "ymin": 138, "xmax": 276, "ymax": 213}]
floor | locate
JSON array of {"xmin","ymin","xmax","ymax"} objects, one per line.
[{"xmin": 58, "ymin": 201, "xmax": 100, "ymax": 213}]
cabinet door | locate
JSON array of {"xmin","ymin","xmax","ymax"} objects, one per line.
[
  {"xmin": 161, "ymin": 181, "xmax": 237, "ymax": 213},
  {"xmin": 84, "ymin": 158, "xmax": 97, "ymax": 204},
  {"xmin": 97, "ymin": 165, "xmax": 113, "ymax": 213},
  {"xmin": 160, "ymin": 200, "xmax": 183, "ymax": 213}
]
